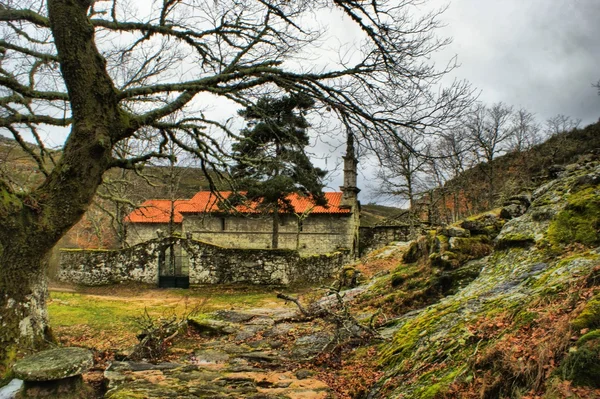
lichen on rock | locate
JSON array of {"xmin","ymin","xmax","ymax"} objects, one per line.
[
  {"xmin": 12, "ymin": 347, "xmax": 93, "ymax": 382},
  {"xmin": 367, "ymin": 161, "xmax": 600, "ymax": 398}
]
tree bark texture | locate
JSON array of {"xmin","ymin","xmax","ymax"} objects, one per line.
[
  {"xmin": 272, "ymin": 210, "xmax": 280, "ymax": 249},
  {"xmin": 0, "ymin": 0, "xmax": 127, "ymax": 372}
]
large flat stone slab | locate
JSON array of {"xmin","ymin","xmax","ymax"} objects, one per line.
[{"xmin": 13, "ymin": 347, "xmax": 93, "ymax": 382}]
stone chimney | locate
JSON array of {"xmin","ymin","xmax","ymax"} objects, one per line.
[{"xmin": 340, "ymin": 132, "xmax": 360, "ymax": 207}]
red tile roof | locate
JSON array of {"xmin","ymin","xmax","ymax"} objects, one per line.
[
  {"xmin": 124, "ymin": 200, "xmax": 188, "ymax": 224},
  {"xmin": 125, "ymin": 191, "xmax": 350, "ymax": 224}
]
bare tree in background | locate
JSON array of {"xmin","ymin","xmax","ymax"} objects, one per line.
[
  {"xmin": 509, "ymin": 108, "xmax": 542, "ymax": 153},
  {"xmin": 374, "ymin": 129, "xmax": 431, "ymax": 210},
  {"xmin": 0, "ymin": 0, "xmax": 471, "ymax": 366},
  {"xmin": 545, "ymin": 114, "xmax": 581, "ymax": 136},
  {"xmin": 94, "ymin": 135, "xmax": 158, "ymax": 246},
  {"xmin": 465, "ymin": 102, "xmax": 514, "ymax": 208},
  {"xmin": 427, "ymin": 129, "xmax": 475, "ymax": 222}
]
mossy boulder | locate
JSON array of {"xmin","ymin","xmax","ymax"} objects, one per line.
[
  {"xmin": 429, "ymin": 251, "xmax": 459, "ymax": 269},
  {"xmin": 402, "ymin": 235, "xmax": 432, "ymax": 264},
  {"xmin": 571, "ymin": 294, "xmax": 600, "ymax": 331},
  {"xmin": 449, "ymin": 236, "xmax": 493, "ymax": 258},
  {"xmin": 187, "ymin": 317, "xmax": 237, "ymax": 336},
  {"xmin": 548, "ymin": 187, "xmax": 600, "ymax": 247},
  {"xmin": 577, "ymin": 329, "xmax": 600, "ymax": 346},
  {"xmin": 558, "ymin": 336, "xmax": 600, "ymax": 388},
  {"xmin": 440, "ymin": 226, "xmax": 470, "ymax": 238},
  {"xmin": 460, "ymin": 212, "xmax": 504, "ymax": 237},
  {"xmin": 429, "ymin": 236, "xmax": 493, "ymax": 270}
]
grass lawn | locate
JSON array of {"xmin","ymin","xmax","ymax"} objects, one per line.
[{"xmin": 48, "ymin": 284, "xmax": 299, "ymax": 352}]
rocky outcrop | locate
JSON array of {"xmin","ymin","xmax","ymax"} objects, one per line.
[
  {"xmin": 368, "ymin": 161, "xmax": 600, "ymax": 398},
  {"xmin": 103, "ymin": 307, "xmax": 335, "ymax": 399}
]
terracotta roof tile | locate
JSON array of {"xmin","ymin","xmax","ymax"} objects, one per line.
[
  {"xmin": 125, "ymin": 191, "xmax": 351, "ymax": 224},
  {"xmin": 124, "ymin": 199, "xmax": 187, "ymax": 224}
]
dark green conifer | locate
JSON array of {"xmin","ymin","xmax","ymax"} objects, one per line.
[{"xmin": 231, "ymin": 94, "xmax": 327, "ymax": 248}]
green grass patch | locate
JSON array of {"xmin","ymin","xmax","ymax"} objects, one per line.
[
  {"xmin": 48, "ymin": 286, "xmax": 292, "ymax": 351},
  {"xmin": 49, "ymin": 288, "xmax": 279, "ymax": 330}
]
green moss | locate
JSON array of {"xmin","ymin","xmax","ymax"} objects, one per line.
[
  {"xmin": 571, "ymin": 294, "xmax": 600, "ymax": 331},
  {"xmin": 530, "ymin": 253, "xmax": 598, "ymax": 290},
  {"xmin": 0, "ymin": 345, "xmax": 17, "ymax": 386},
  {"xmin": 380, "ymin": 302, "xmax": 462, "ymax": 368},
  {"xmin": 548, "ymin": 187, "xmax": 600, "ymax": 247},
  {"xmin": 498, "ymin": 232, "xmax": 534, "ymax": 244},
  {"xmin": 415, "ymin": 368, "xmax": 463, "ymax": 399},
  {"xmin": 391, "ymin": 272, "xmax": 406, "ymax": 287},
  {"xmin": 512, "ymin": 310, "xmax": 539, "ymax": 328},
  {"xmin": 436, "ymin": 234, "xmax": 449, "ymax": 243},
  {"xmin": 107, "ymin": 389, "xmax": 147, "ymax": 399},
  {"xmin": 403, "ymin": 236, "xmax": 431, "ymax": 263},
  {"xmin": 419, "ymin": 382, "xmax": 445, "ymax": 399},
  {"xmin": 558, "ymin": 338, "xmax": 600, "ymax": 388},
  {"xmin": 577, "ymin": 329, "xmax": 600, "ymax": 346}
]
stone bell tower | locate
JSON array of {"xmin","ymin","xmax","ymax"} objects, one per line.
[
  {"xmin": 340, "ymin": 132, "xmax": 361, "ymax": 257},
  {"xmin": 340, "ymin": 132, "xmax": 360, "ymax": 207}
]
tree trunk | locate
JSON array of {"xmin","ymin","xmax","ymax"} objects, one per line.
[
  {"xmin": 1, "ymin": 0, "xmax": 129, "ymax": 372},
  {"xmin": 0, "ymin": 242, "xmax": 53, "ymax": 379},
  {"xmin": 296, "ymin": 217, "xmax": 301, "ymax": 251},
  {"xmin": 272, "ymin": 210, "xmax": 280, "ymax": 249}
]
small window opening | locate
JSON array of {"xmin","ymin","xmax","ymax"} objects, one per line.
[{"xmin": 220, "ymin": 217, "xmax": 226, "ymax": 231}]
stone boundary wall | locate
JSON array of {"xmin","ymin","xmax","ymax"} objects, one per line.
[
  {"xmin": 359, "ymin": 225, "xmax": 417, "ymax": 255},
  {"xmin": 57, "ymin": 237, "xmax": 348, "ymax": 286}
]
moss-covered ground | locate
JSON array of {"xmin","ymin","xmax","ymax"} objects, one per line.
[{"xmin": 363, "ymin": 161, "xmax": 600, "ymax": 399}]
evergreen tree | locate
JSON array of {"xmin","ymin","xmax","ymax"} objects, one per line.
[{"xmin": 231, "ymin": 94, "xmax": 327, "ymax": 248}]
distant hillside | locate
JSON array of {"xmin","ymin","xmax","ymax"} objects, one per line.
[
  {"xmin": 361, "ymin": 203, "xmax": 406, "ymax": 227},
  {"xmin": 0, "ymin": 135, "xmax": 223, "ymax": 198},
  {"xmin": 426, "ymin": 119, "xmax": 600, "ymax": 223}
]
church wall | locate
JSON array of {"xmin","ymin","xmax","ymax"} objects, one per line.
[{"xmin": 182, "ymin": 213, "xmax": 354, "ymax": 254}]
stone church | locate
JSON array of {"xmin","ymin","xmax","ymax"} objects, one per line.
[{"xmin": 124, "ymin": 136, "xmax": 361, "ymax": 256}]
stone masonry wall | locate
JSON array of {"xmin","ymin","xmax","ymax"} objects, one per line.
[
  {"xmin": 126, "ymin": 223, "xmax": 182, "ymax": 246},
  {"xmin": 58, "ymin": 244, "xmax": 160, "ymax": 286},
  {"xmin": 182, "ymin": 214, "xmax": 354, "ymax": 255},
  {"xmin": 359, "ymin": 225, "xmax": 414, "ymax": 255},
  {"xmin": 58, "ymin": 237, "xmax": 348, "ymax": 286}
]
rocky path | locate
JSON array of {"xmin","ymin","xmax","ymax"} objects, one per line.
[{"xmin": 103, "ymin": 307, "xmax": 341, "ymax": 399}]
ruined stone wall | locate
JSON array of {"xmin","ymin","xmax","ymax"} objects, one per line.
[
  {"xmin": 359, "ymin": 225, "xmax": 414, "ymax": 255},
  {"xmin": 58, "ymin": 244, "xmax": 160, "ymax": 285},
  {"xmin": 57, "ymin": 237, "xmax": 347, "ymax": 286}
]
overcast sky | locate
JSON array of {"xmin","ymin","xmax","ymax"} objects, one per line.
[
  {"xmin": 435, "ymin": 0, "xmax": 599, "ymax": 126},
  {"xmin": 5, "ymin": 1, "xmax": 600, "ymax": 205},
  {"xmin": 351, "ymin": 0, "xmax": 600, "ymax": 204}
]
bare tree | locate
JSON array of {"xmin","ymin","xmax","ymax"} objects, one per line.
[
  {"xmin": 545, "ymin": 114, "xmax": 581, "ymax": 136},
  {"xmin": 425, "ymin": 130, "xmax": 475, "ymax": 222},
  {"xmin": 508, "ymin": 108, "xmax": 542, "ymax": 152},
  {"xmin": 94, "ymin": 136, "xmax": 157, "ymax": 246},
  {"xmin": 374, "ymin": 129, "xmax": 431, "ymax": 210},
  {"xmin": 465, "ymin": 102, "xmax": 514, "ymax": 207},
  {"xmin": 0, "ymin": 0, "xmax": 471, "ymax": 367}
]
